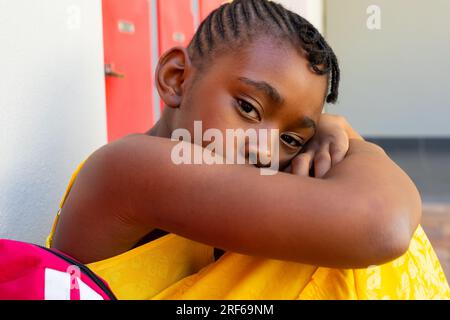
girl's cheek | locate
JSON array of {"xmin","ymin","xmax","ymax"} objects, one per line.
[
  {"xmin": 278, "ymin": 152, "xmax": 298, "ymax": 170},
  {"xmin": 200, "ymin": 106, "xmax": 236, "ymax": 131}
]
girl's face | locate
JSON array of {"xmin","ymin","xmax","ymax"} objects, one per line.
[{"xmin": 169, "ymin": 36, "xmax": 328, "ymax": 169}]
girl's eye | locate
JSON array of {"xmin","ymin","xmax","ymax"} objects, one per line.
[
  {"xmin": 236, "ymin": 99, "xmax": 261, "ymax": 121},
  {"xmin": 281, "ymin": 134, "xmax": 304, "ymax": 148}
]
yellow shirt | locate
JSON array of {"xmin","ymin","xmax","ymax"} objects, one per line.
[{"xmin": 46, "ymin": 160, "xmax": 450, "ymax": 300}]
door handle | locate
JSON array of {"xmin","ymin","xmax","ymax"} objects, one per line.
[{"xmin": 105, "ymin": 63, "xmax": 125, "ymax": 78}]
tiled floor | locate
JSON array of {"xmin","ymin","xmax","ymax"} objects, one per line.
[
  {"xmin": 421, "ymin": 203, "xmax": 450, "ymax": 281},
  {"xmin": 367, "ymin": 138, "xmax": 450, "ymax": 203},
  {"xmin": 367, "ymin": 138, "xmax": 450, "ymax": 282}
]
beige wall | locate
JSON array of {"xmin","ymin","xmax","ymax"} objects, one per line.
[
  {"xmin": 0, "ymin": 0, "xmax": 107, "ymax": 244},
  {"xmin": 324, "ymin": 0, "xmax": 450, "ymax": 137},
  {"xmin": 278, "ymin": 0, "xmax": 324, "ymax": 33}
]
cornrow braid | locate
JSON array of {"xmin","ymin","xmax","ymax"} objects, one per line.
[
  {"xmin": 226, "ymin": 2, "xmax": 239, "ymax": 37},
  {"xmin": 249, "ymin": 0, "xmax": 264, "ymax": 21},
  {"xmin": 239, "ymin": 1, "xmax": 251, "ymax": 26},
  {"xmin": 188, "ymin": 0, "xmax": 340, "ymax": 104},
  {"xmin": 214, "ymin": 4, "xmax": 226, "ymax": 40},
  {"xmin": 260, "ymin": 0, "xmax": 284, "ymax": 30}
]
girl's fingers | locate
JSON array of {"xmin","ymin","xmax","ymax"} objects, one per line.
[
  {"xmin": 329, "ymin": 141, "xmax": 349, "ymax": 166},
  {"xmin": 291, "ymin": 150, "xmax": 315, "ymax": 176},
  {"xmin": 283, "ymin": 164, "xmax": 292, "ymax": 173},
  {"xmin": 314, "ymin": 143, "xmax": 332, "ymax": 178}
]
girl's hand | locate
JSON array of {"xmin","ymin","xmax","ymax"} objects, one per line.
[{"xmin": 284, "ymin": 114, "xmax": 362, "ymax": 178}]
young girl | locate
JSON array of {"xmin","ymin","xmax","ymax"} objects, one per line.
[{"xmin": 46, "ymin": 0, "xmax": 449, "ymax": 299}]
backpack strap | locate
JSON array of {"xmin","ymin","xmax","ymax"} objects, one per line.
[{"xmin": 46, "ymin": 159, "xmax": 88, "ymax": 248}]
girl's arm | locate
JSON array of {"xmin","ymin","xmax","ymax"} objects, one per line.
[{"xmin": 74, "ymin": 129, "xmax": 421, "ymax": 268}]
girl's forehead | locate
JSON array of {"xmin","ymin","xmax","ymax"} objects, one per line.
[
  {"xmin": 226, "ymin": 35, "xmax": 302, "ymax": 69},
  {"xmin": 202, "ymin": 38, "xmax": 328, "ymax": 112}
]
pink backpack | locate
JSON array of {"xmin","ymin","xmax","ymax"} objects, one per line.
[{"xmin": 0, "ymin": 239, "xmax": 116, "ymax": 300}]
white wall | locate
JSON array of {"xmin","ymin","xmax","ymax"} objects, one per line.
[
  {"xmin": 0, "ymin": 0, "xmax": 107, "ymax": 245},
  {"xmin": 277, "ymin": 0, "xmax": 324, "ymax": 33},
  {"xmin": 324, "ymin": 0, "xmax": 450, "ymax": 137}
]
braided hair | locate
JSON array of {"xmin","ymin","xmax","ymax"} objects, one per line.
[{"xmin": 187, "ymin": 0, "xmax": 340, "ymax": 104}]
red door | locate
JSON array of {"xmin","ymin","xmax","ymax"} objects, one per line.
[
  {"xmin": 157, "ymin": 0, "xmax": 196, "ymax": 112},
  {"xmin": 102, "ymin": 0, "xmax": 154, "ymax": 142},
  {"xmin": 157, "ymin": 0, "xmax": 196, "ymax": 54}
]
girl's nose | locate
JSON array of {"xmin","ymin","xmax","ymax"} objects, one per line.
[{"xmin": 246, "ymin": 142, "xmax": 272, "ymax": 168}]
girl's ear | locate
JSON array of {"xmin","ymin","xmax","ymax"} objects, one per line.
[{"xmin": 155, "ymin": 46, "xmax": 192, "ymax": 108}]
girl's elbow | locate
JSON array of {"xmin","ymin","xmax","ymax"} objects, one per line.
[
  {"xmin": 385, "ymin": 188, "xmax": 422, "ymax": 256},
  {"xmin": 358, "ymin": 223, "xmax": 411, "ymax": 268},
  {"xmin": 381, "ymin": 224, "xmax": 412, "ymax": 262},
  {"xmin": 370, "ymin": 204, "xmax": 417, "ymax": 264},
  {"xmin": 350, "ymin": 172, "xmax": 422, "ymax": 267}
]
